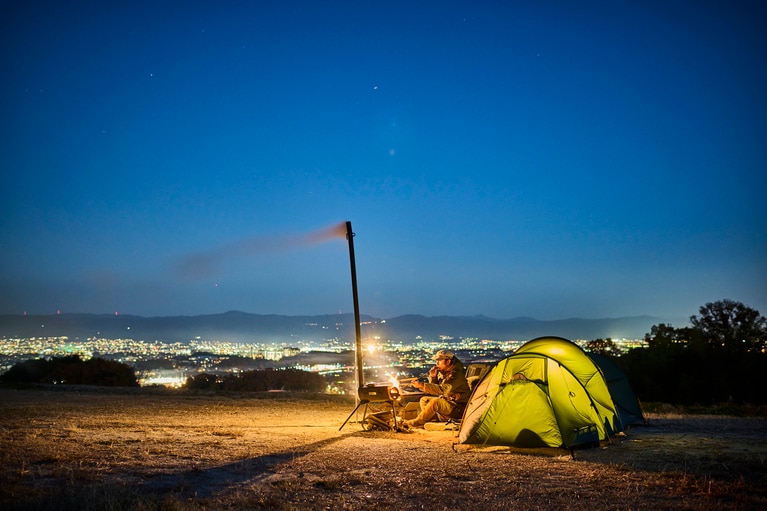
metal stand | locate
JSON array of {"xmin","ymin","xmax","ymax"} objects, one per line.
[{"xmin": 339, "ymin": 399, "xmax": 400, "ymax": 432}]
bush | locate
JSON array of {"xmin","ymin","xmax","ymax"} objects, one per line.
[
  {"xmin": 185, "ymin": 368, "xmax": 325, "ymax": 392},
  {"xmin": 0, "ymin": 355, "xmax": 139, "ymax": 387}
]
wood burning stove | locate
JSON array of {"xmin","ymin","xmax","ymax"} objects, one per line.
[{"xmin": 357, "ymin": 383, "xmax": 400, "ymax": 403}]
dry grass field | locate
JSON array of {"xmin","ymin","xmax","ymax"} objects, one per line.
[{"xmin": 1, "ymin": 386, "xmax": 766, "ymax": 510}]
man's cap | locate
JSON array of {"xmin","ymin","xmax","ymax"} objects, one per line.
[{"xmin": 433, "ymin": 349, "xmax": 454, "ymax": 361}]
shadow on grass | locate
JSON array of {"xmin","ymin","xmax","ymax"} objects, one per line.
[
  {"xmin": 141, "ymin": 434, "xmax": 352, "ymax": 498},
  {"xmin": 7, "ymin": 433, "xmax": 357, "ymax": 511}
]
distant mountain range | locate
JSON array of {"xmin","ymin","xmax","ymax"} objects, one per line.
[{"xmin": 0, "ymin": 311, "xmax": 687, "ymax": 343}]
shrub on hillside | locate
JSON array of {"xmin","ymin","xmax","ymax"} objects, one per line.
[
  {"xmin": 185, "ymin": 368, "xmax": 325, "ymax": 392},
  {"xmin": 0, "ymin": 355, "xmax": 139, "ymax": 387}
]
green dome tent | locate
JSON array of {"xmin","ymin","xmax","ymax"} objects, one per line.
[
  {"xmin": 586, "ymin": 352, "xmax": 645, "ymax": 429},
  {"xmin": 459, "ymin": 336, "xmax": 639, "ymax": 449}
]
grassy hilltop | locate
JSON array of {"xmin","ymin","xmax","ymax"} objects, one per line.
[{"xmin": 2, "ymin": 386, "xmax": 766, "ymax": 510}]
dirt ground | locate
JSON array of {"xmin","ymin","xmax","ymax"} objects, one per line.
[{"xmin": 1, "ymin": 386, "xmax": 766, "ymax": 510}]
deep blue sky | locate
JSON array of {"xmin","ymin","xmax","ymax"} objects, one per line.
[{"xmin": 2, "ymin": 1, "xmax": 765, "ymax": 322}]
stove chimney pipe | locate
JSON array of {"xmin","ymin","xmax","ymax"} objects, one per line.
[{"xmin": 345, "ymin": 221, "xmax": 364, "ymax": 395}]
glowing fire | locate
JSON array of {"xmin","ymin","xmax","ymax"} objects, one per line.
[{"xmin": 389, "ymin": 375, "xmax": 400, "ymax": 390}]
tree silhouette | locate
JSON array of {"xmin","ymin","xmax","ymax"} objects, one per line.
[
  {"xmin": 615, "ymin": 300, "xmax": 767, "ymax": 405},
  {"xmin": 585, "ymin": 338, "xmax": 620, "ymax": 356},
  {"xmin": 690, "ymin": 299, "xmax": 767, "ymax": 353},
  {"xmin": 644, "ymin": 323, "xmax": 684, "ymax": 351}
]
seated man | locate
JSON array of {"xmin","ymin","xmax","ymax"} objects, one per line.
[{"xmin": 402, "ymin": 349, "xmax": 471, "ymax": 428}]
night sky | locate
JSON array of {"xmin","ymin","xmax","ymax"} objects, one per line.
[{"xmin": 2, "ymin": 1, "xmax": 765, "ymax": 322}]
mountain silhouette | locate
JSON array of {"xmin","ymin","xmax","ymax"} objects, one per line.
[{"xmin": 0, "ymin": 311, "xmax": 684, "ymax": 343}]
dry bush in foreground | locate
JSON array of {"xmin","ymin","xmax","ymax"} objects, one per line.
[{"xmin": 1, "ymin": 386, "xmax": 766, "ymax": 510}]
